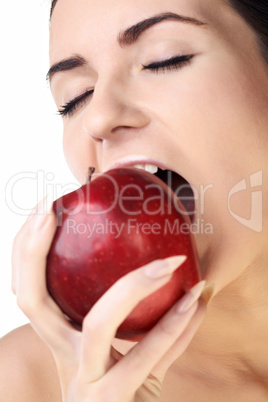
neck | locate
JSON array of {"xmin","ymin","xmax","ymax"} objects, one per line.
[{"xmin": 178, "ymin": 252, "xmax": 268, "ymax": 389}]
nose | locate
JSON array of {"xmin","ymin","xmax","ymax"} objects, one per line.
[{"xmin": 83, "ymin": 79, "xmax": 150, "ymax": 141}]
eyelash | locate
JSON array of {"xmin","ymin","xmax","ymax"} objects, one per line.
[
  {"xmin": 58, "ymin": 89, "xmax": 94, "ymax": 117},
  {"xmin": 142, "ymin": 54, "xmax": 194, "ymax": 73},
  {"xmin": 58, "ymin": 55, "xmax": 193, "ymax": 117}
]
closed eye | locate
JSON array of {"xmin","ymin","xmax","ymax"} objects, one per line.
[
  {"xmin": 58, "ymin": 89, "xmax": 94, "ymax": 117},
  {"xmin": 142, "ymin": 54, "xmax": 194, "ymax": 73},
  {"xmin": 57, "ymin": 55, "xmax": 193, "ymax": 117}
]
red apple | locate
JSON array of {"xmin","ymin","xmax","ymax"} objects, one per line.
[{"xmin": 46, "ymin": 167, "xmax": 201, "ymax": 340}]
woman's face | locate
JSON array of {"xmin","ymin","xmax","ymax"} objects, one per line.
[{"xmin": 49, "ymin": 0, "xmax": 268, "ymax": 289}]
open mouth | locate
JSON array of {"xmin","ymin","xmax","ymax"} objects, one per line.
[
  {"xmin": 126, "ymin": 164, "xmax": 195, "ymax": 223},
  {"xmin": 154, "ymin": 168, "xmax": 195, "ymax": 223},
  {"xmin": 110, "ymin": 160, "xmax": 196, "ymax": 223}
]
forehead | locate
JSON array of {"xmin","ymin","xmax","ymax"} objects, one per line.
[
  {"xmin": 50, "ymin": 0, "xmax": 229, "ymax": 52},
  {"xmin": 50, "ymin": 0, "xmax": 222, "ymax": 35}
]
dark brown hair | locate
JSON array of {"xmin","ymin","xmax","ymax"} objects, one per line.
[
  {"xmin": 50, "ymin": 0, "xmax": 58, "ymax": 18},
  {"xmin": 50, "ymin": 0, "xmax": 268, "ymax": 61},
  {"xmin": 228, "ymin": 0, "xmax": 268, "ymax": 62}
]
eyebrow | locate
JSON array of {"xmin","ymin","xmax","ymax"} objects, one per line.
[
  {"xmin": 47, "ymin": 12, "xmax": 207, "ymax": 83},
  {"xmin": 118, "ymin": 12, "xmax": 207, "ymax": 47},
  {"xmin": 46, "ymin": 55, "xmax": 86, "ymax": 82}
]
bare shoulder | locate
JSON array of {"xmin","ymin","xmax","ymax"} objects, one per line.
[{"xmin": 0, "ymin": 324, "xmax": 62, "ymax": 402}]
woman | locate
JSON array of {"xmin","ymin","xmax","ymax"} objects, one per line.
[{"xmin": 1, "ymin": 0, "xmax": 268, "ymax": 400}]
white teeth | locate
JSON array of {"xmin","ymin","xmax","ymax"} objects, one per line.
[
  {"xmin": 133, "ymin": 164, "xmax": 158, "ymax": 174},
  {"xmin": 145, "ymin": 164, "xmax": 158, "ymax": 174},
  {"xmin": 134, "ymin": 164, "xmax": 145, "ymax": 170}
]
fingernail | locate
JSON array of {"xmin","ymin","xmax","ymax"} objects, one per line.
[
  {"xmin": 30, "ymin": 193, "xmax": 54, "ymax": 230},
  {"xmin": 176, "ymin": 280, "xmax": 206, "ymax": 314},
  {"xmin": 28, "ymin": 193, "xmax": 54, "ymax": 219},
  {"xmin": 145, "ymin": 255, "xmax": 187, "ymax": 279},
  {"xmin": 27, "ymin": 200, "xmax": 43, "ymax": 220},
  {"xmin": 200, "ymin": 283, "xmax": 215, "ymax": 305},
  {"xmin": 45, "ymin": 192, "xmax": 55, "ymax": 215}
]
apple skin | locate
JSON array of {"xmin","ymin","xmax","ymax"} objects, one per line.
[{"xmin": 46, "ymin": 168, "xmax": 201, "ymax": 341}]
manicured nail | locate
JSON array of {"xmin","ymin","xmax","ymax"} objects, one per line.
[
  {"xmin": 27, "ymin": 207, "xmax": 37, "ymax": 220},
  {"xmin": 27, "ymin": 193, "xmax": 54, "ymax": 220},
  {"xmin": 30, "ymin": 193, "xmax": 54, "ymax": 230},
  {"xmin": 200, "ymin": 283, "xmax": 215, "ymax": 305},
  {"xmin": 145, "ymin": 255, "xmax": 187, "ymax": 278},
  {"xmin": 176, "ymin": 280, "xmax": 206, "ymax": 314},
  {"xmin": 27, "ymin": 199, "xmax": 42, "ymax": 220},
  {"xmin": 45, "ymin": 192, "xmax": 55, "ymax": 215}
]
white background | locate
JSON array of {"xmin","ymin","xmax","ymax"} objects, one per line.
[{"xmin": 1, "ymin": 1, "xmax": 78, "ymax": 337}]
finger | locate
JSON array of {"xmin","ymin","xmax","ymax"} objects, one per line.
[
  {"xmin": 14, "ymin": 195, "xmax": 79, "ymax": 354},
  {"xmin": 11, "ymin": 213, "xmax": 35, "ymax": 295},
  {"xmin": 77, "ymin": 255, "xmax": 187, "ymax": 384},
  {"xmin": 15, "ymin": 194, "xmax": 56, "ymax": 303},
  {"xmin": 152, "ymin": 298, "xmax": 206, "ymax": 381},
  {"xmin": 105, "ymin": 281, "xmax": 206, "ymax": 395},
  {"xmin": 12, "ymin": 195, "xmax": 54, "ymax": 294}
]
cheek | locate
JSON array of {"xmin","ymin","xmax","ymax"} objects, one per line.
[
  {"xmin": 156, "ymin": 58, "xmax": 268, "ymax": 179},
  {"xmin": 145, "ymin": 59, "xmax": 268, "ymax": 237}
]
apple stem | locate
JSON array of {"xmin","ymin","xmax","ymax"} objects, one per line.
[{"xmin": 88, "ymin": 167, "xmax": 96, "ymax": 183}]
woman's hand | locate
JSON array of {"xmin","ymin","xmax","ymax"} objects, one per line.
[{"xmin": 12, "ymin": 196, "xmax": 207, "ymax": 402}]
